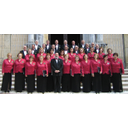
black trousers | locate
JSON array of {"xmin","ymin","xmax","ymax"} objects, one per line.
[
  {"xmin": 82, "ymin": 74, "xmax": 91, "ymax": 92},
  {"xmin": 112, "ymin": 73, "xmax": 123, "ymax": 92},
  {"xmin": 93, "ymin": 73, "xmax": 102, "ymax": 93},
  {"xmin": 102, "ymin": 74, "xmax": 111, "ymax": 92},
  {"xmin": 1, "ymin": 73, "xmax": 12, "ymax": 92},
  {"xmin": 46, "ymin": 73, "xmax": 54, "ymax": 92},
  {"xmin": 71, "ymin": 74, "xmax": 80, "ymax": 92},
  {"xmin": 62, "ymin": 74, "xmax": 71, "ymax": 92},
  {"xmin": 37, "ymin": 75, "xmax": 47, "ymax": 93},
  {"xmin": 53, "ymin": 76, "xmax": 62, "ymax": 92},
  {"xmin": 15, "ymin": 72, "xmax": 25, "ymax": 92},
  {"xmin": 27, "ymin": 75, "xmax": 35, "ymax": 93}
]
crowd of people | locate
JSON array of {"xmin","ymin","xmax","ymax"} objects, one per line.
[{"xmin": 1, "ymin": 39, "xmax": 125, "ymax": 93}]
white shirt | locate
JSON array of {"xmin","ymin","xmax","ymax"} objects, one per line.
[
  {"xmin": 56, "ymin": 59, "xmax": 58, "ymax": 63},
  {"xmin": 24, "ymin": 51, "xmax": 27, "ymax": 56},
  {"xmin": 96, "ymin": 49, "xmax": 99, "ymax": 53},
  {"xmin": 82, "ymin": 44, "xmax": 85, "ymax": 48},
  {"xmin": 44, "ymin": 49, "xmax": 45, "ymax": 53},
  {"xmin": 56, "ymin": 45, "xmax": 58, "ymax": 50},
  {"xmin": 64, "ymin": 50, "xmax": 68, "ymax": 54},
  {"xmin": 32, "ymin": 50, "xmax": 34, "ymax": 54},
  {"xmin": 86, "ymin": 48, "xmax": 89, "ymax": 51},
  {"xmin": 47, "ymin": 45, "xmax": 49, "ymax": 49},
  {"xmin": 35, "ymin": 45, "xmax": 38, "ymax": 50},
  {"xmin": 72, "ymin": 45, "xmax": 75, "ymax": 48}
]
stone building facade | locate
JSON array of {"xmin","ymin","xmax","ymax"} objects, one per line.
[{"xmin": 0, "ymin": 34, "xmax": 127, "ymax": 68}]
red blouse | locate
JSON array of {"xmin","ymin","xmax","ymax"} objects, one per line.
[
  {"xmin": 78, "ymin": 53, "xmax": 85, "ymax": 62},
  {"xmin": 36, "ymin": 53, "xmax": 46, "ymax": 62},
  {"xmin": 59, "ymin": 56, "xmax": 65, "ymax": 61},
  {"xmin": 101, "ymin": 60, "xmax": 111, "ymax": 75},
  {"xmin": 25, "ymin": 54, "xmax": 35, "ymax": 62},
  {"xmin": 98, "ymin": 53, "xmax": 105, "ymax": 62},
  {"xmin": 81, "ymin": 60, "xmax": 91, "ymax": 75},
  {"xmin": 68, "ymin": 53, "xmax": 76, "ymax": 62},
  {"xmin": 45, "ymin": 59, "xmax": 51, "ymax": 73},
  {"xmin": 88, "ymin": 52, "xmax": 95, "ymax": 61},
  {"xmin": 107, "ymin": 53, "xmax": 113, "ymax": 62},
  {"xmin": 63, "ymin": 60, "xmax": 71, "ymax": 74},
  {"xmin": 71, "ymin": 61, "xmax": 81, "ymax": 75},
  {"xmin": 2, "ymin": 59, "xmax": 14, "ymax": 73},
  {"xmin": 50, "ymin": 54, "xmax": 55, "ymax": 60},
  {"xmin": 13, "ymin": 59, "xmax": 26, "ymax": 73}
]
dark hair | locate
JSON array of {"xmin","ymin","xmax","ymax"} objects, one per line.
[
  {"xmin": 17, "ymin": 52, "xmax": 23, "ymax": 57},
  {"xmin": 99, "ymin": 47, "xmax": 104, "ymax": 52},
  {"xmin": 113, "ymin": 53, "xmax": 118, "ymax": 57},
  {"xmin": 29, "ymin": 55, "xmax": 34, "ymax": 59},
  {"xmin": 103, "ymin": 54, "xmax": 108, "ymax": 58},
  {"xmin": 83, "ymin": 54, "xmax": 88, "ymax": 59},
  {"xmin": 107, "ymin": 48, "xmax": 112, "ymax": 53}
]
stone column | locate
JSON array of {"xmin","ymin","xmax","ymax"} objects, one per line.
[
  {"xmin": 35, "ymin": 34, "xmax": 38, "ymax": 40},
  {"xmin": 124, "ymin": 34, "xmax": 128, "ymax": 68},
  {"xmin": 38, "ymin": 34, "xmax": 43, "ymax": 46},
  {"xmin": 89, "ymin": 34, "xmax": 95, "ymax": 43},
  {"xmin": 96, "ymin": 34, "xmax": 103, "ymax": 43},
  {"xmin": 28, "ymin": 34, "xmax": 34, "ymax": 43},
  {"xmin": 83, "ymin": 34, "xmax": 89, "ymax": 43}
]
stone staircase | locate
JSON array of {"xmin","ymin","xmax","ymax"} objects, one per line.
[{"xmin": 0, "ymin": 69, "xmax": 128, "ymax": 91}]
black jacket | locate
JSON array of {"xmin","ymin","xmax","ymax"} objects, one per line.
[
  {"xmin": 51, "ymin": 58, "xmax": 63, "ymax": 76},
  {"xmin": 46, "ymin": 44, "xmax": 51, "ymax": 53},
  {"xmin": 20, "ymin": 50, "xmax": 28, "ymax": 59},
  {"xmin": 55, "ymin": 44, "xmax": 61, "ymax": 53},
  {"xmin": 34, "ymin": 45, "xmax": 41, "ymax": 56},
  {"xmin": 85, "ymin": 48, "xmax": 90, "ymax": 54}
]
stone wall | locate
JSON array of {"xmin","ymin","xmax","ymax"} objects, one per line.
[{"xmin": 124, "ymin": 34, "xmax": 128, "ymax": 68}]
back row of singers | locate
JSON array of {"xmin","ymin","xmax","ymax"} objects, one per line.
[
  {"xmin": 1, "ymin": 47, "xmax": 124, "ymax": 93},
  {"xmin": 20, "ymin": 40, "xmax": 103, "ymax": 58}
]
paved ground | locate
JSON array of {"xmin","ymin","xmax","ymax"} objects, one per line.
[{"xmin": 0, "ymin": 90, "xmax": 128, "ymax": 94}]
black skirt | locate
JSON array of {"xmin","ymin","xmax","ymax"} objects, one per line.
[
  {"xmin": 37, "ymin": 75, "xmax": 47, "ymax": 93},
  {"xmin": 82, "ymin": 74, "xmax": 91, "ymax": 92},
  {"xmin": 71, "ymin": 74, "xmax": 80, "ymax": 92},
  {"xmin": 1, "ymin": 73, "xmax": 12, "ymax": 92},
  {"xmin": 46, "ymin": 73, "xmax": 54, "ymax": 92},
  {"xmin": 92, "ymin": 73, "xmax": 102, "ymax": 93},
  {"xmin": 15, "ymin": 72, "xmax": 25, "ymax": 92},
  {"xmin": 101, "ymin": 74, "xmax": 111, "ymax": 92},
  {"xmin": 112, "ymin": 73, "xmax": 123, "ymax": 92},
  {"xmin": 27, "ymin": 75, "xmax": 35, "ymax": 93},
  {"xmin": 62, "ymin": 74, "xmax": 71, "ymax": 92}
]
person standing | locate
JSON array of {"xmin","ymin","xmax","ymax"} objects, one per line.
[
  {"xmin": 71, "ymin": 55, "xmax": 81, "ymax": 92},
  {"xmin": 55, "ymin": 40, "xmax": 61, "ymax": 53},
  {"xmin": 107, "ymin": 48, "xmax": 113, "ymax": 62},
  {"xmin": 42, "ymin": 43, "xmax": 47, "ymax": 53},
  {"xmin": 46, "ymin": 40, "xmax": 51, "ymax": 53},
  {"xmin": 85, "ymin": 43, "xmax": 90, "ymax": 54},
  {"xmin": 46, "ymin": 53, "xmax": 54, "ymax": 92},
  {"xmin": 62, "ymin": 54, "xmax": 71, "ymax": 92},
  {"xmin": 36, "ymin": 48, "xmax": 46, "ymax": 62},
  {"xmin": 111, "ymin": 53, "xmax": 124, "ymax": 92},
  {"xmin": 50, "ymin": 49, "xmax": 55, "ymax": 60},
  {"xmin": 31, "ymin": 45, "xmax": 36, "ymax": 55},
  {"xmin": 59, "ymin": 50, "xmax": 65, "ymax": 61},
  {"xmin": 61, "ymin": 40, "xmax": 69, "ymax": 50},
  {"xmin": 94, "ymin": 44, "xmax": 100, "ymax": 53},
  {"xmin": 34, "ymin": 40, "xmax": 41, "ymax": 57},
  {"xmin": 20, "ymin": 45, "xmax": 28, "ymax": 59},
  {"xmin": 98, "ymin": 47, "xmax": 105, "ymax": 62},
  {"xmin": 1, "ymin": 53, "xmax": 14, "ymax": 93},
  {"xmin": 91, "ymin": 54, "xmax": 102, "ymax": 93},
  {"xmin": 78, "ymin": 48, "xmax": 85, "ymax": 62},
  {"xmin": 36, "ymin": 56, "xmax": 48, "ymax": 93},
  {"xmin": 79, "ymin": 40, "xmax": 86, "ymax": 50},
  {"xmin": 68, "ymin": 48, "xmax": 76, "ymax": 62},
  {"xmin": 51, "ymin": 53, "xmax": 63, "ymax": 93},
  {"xmin": 25, "ymin": 49, "xmax": 35, "ymax": 62},
  {"xmin": 13, "ymin": 53, "xmax": 26, "ymax": 92},
  {"xmin": 64, "ymin": 46, "xmax": 69, "ymax": 54},
  {"xmin": 88, "ymin": 47, "xmax": 95, "ymax": 61},
  {"xmin": 74, "ymin": 45, "xmax": 79, "ymax": 54},
  {"xmin": 25, "ymin": 56, "xmax": 36, "ymax": 93},
  {"xmin": 81, "ymin": 54, "xmax": 92, "ymax": 92},
  {"xmin": 101, "ymin": 55, "xmax": 111, "ymax": 92},
  {"xmin": 70, "ymin": 40, "xmax": 76, "ymax": 51}
]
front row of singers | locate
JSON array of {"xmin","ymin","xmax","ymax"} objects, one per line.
[{"xmin": 1, "ymin": 51, "xmax": 124, "ymax": 93}]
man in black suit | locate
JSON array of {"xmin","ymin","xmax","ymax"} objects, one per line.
[
  {"xmin": 64, "ymin": 46, "xmax": 69, "ymax": 54},
  {"xmin": 51, "ymin": 44, "xmax": 56, "ymax": 54},
  {"xmin": 85, "ymin": 43, "xmax": 90, "ymax": 54},
  {"xmin": 94, "ymin": 44, "xmax": 100, "ymax": 53},
  {"xmin": 70, "ymin": 40, "xmax": 76, "ymax": 52},
  {"xmin": 55, "ymin": 40, "xmax": 61, "ymax": 53},
  {"xmin": 20, "ymin": 45, "xmax": 28, "ymax": 59},
  {"xmin": 46, "ymin": 40, "xmax": 51, "ymax": 53},
  {"xmin": 34, "ymin": 40, "xmax": 41, "ymax": 56},
  {"xmin": 31, "ymin": 45, "xmax": 36, "ymax": 55},
  {"xmin": 79, "ymin": 40, "xmax": 86, "ymax": 50},
  {"xmin": 74, "ymin": 45, "xmax": 79, "ymax": 54},
  {"xmin": 51, "ymin": 52, "xmax": 63, "ymax": 93},
  {"xmin": 42, "ymin": 43, "xmax": 47, "ymax": 53},
  {"xmin": 61, "ymin": 40, "xmax": 70, "ymax": 50}
]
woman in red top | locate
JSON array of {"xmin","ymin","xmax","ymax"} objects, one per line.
[
  {"xmin": 13, "ymin": 53, "xmax": 26, "ymax": 92},
  {"xmin": 111, "ymin": 53, "xmax": 124, "ymax": 92},
  {"xmin": 25, "ymin": 56, "xmax": 36, "ymax": 93},
  {"xmin": 101, "ymin": 55, "xmax": 111, "ymax": 92},
  {"xmin": 45, "ymin": 53, "xmax": 54, "ymax": 92},
  {"xmin": 62, "ymin": 54, "xmax": 71, "ymax": 92},
  {"xmin": 1, "ymin": 53, "xmax": 14, "ymax": 93},
  {"xmin": 25, "ymin": 49, "xmax": 35, "ymax": 62},
  {"xmin": 78, "ymin": 48, "xmax": 85, "ymax": 62},
  {"xmin": 36, "ymin": 55, "xmax": 48, "ymax": 93},
  {"xmin": 36, "ymin": 48, "xmax": 46, "ymax": 62},
  {"xmin": 88, "ymin": 47, "xmax": 95, "ymax": 61},
  {"xmin": 107, "ymin": 48, "xmax": 113, "ymax": 62},
  {"xmin": 91, "ymin": 53, "xmax": 102, "ymax": 93},
  {"xmin": 98, "ymin": 47, "xmax": 105, "ymax": 62},
  {"xmin": 50, "ymin": 49, "xmax": 55, "ymax": 60},
  {"xmin": 68, "ymin": 48, "xmax": 76, "ymax": 62},
  {"xmin": 59, "ymin": 50, "xmax": 65, "ymax": 61},
  {"xmin": 81, "ymin": 54, "xmax": 92, "ymax": 92},
  {"xmin": 71, "ymin": 55, "xmax": 81, "ymax": 92}
]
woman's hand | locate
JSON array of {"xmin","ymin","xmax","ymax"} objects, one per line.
[
  {"xmin": 2, "ymin": 73, "xmax": 4, "ymax": 75},
  {"xmin": 46, "ymin": 74, "xmax": 48, "ymax": 77},
  {"xmin": 92, "ymin": 73, "xmax": 94, "ymax": 77},
  {"xmin": 72, "ymin": 75, "xmax": 74, "ymax": 77},
  {"xmin": 81, "ymin": 75, "xmax": 84, "ymax": 77},
  {"xmin": 100, "ymin": 71, "xmax": 102, "ymax": 74},
  {"xmin": 25, "ymin": 75, "xmax": 27, "ymax": 77}
]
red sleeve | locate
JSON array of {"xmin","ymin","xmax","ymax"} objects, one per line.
[
  {"xmin": 120, "ymin": 59, "xmax": 124, "ymax": 74},
  {"xmin": 2, "ymin": 60, "xmax": 5, "ymax": 73},
  {"xmin": 91, "ymin": 61, "xmax": 94, "ymax": 74},
  {"xmin": 13, "ymin": 61, "xmax": 16, "ymax": 73},
  {"xmin": 100, "ymin": 61, "xmax": 102, "ymax": 73},
  {"xmin": 81, "ymin": 62, "xmax": 84, "ymax": 75},
  {"xmin": 109, "ymin": 61, "xmax": 112, "ymax": 76},
  {"xmin": 71, "ymin": 63, "xmax": 74, "ymax": 76},
  {"xmin": 46, "ymin": 63, "xmax": 48, "ymax": 75},
  {"xmin": 25, "ymin": 63, "xmax": 28, "ymax": 76}
]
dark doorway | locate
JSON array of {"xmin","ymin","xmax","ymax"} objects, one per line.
[
  {"xmin": 49, "ymin": 34, "xmax": 63, "ymax": 45},
  {"xmin": 67, "ymin": 34, "xmax": 81, "ymax": 46}
]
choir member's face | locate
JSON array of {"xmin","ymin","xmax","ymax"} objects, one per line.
[
  {"xmin": 91, "ymin": 48, "xmax": 94, "ymax": 52},
  {"xmin": 65, "ymin": 55, "xmax": 68, "ymax": 60},
  {"xmin": 81, "ymin": 40, "xmax": 85, "ymax": 44},
  {"xmin": 55, "ymin": 40, "xmax": 58, "ymax": 45},
  {"xmin": 47, "ymin": 55, "xmax": 50, "ymax": 60},
  {"xmin": 28, "ymin": 50, "xmax": 32, "ymax": 54},
  {"xmin": 64, "ymin": 40, "xmax": 67, "ymax": 45},
  {"xmin": 108, "ymin": 49, "xmax": 112, "ymax": 54},
  {"xmin": 42, "ymin": 44, "xmax": 45, "ymax": 48},
  {"xmin": 29, "ymin": 58, "xmax": 33, "ymax": 62},
  {"xmin": 91, "ymin": 43, "xmax": 95, "ymax": 47},
  {"xmin": 72, "ymin": 41, "xmax": 75, "ymax": 45},
  {"xmin": 94, "ymin": 54, "xmax": 98, "ymax": 59},
  {"xmin": 100, "ymin": 48, "xmax": 103, "ymax": 53},
  {"xmin": 55, "ymin": 53, "xmax": 59, "ymax": 58},
  {"xmin": 39, "ymin": 57, "xmax": 43, "ymax": 62},
  {"xmin": 35, "ymin": 41, "xmax": 38, "ymax": 45},
  {"xmin": 84, "ymin": 55, "xmax": 88, "ymax": 60},
  {"xmin": 75, "ymin": 47, "xmax": 78, "ymax": 51},
  {"xmin": 24, "ymin": 46, "xmax": 27, "ymax": 51},
  {"xmin": 70, "ymin": 48, "xmax": 73, "ymax": 53},
  {"xmin": 52, "ymin": 45, "xmax": 55, "ymax": 49},
  {"xmin": 80, "ymin": 48, "xmax": 83, "ymax": 53},
  {"xmin": 8, "ymin": 54, "xmax": 12, "ymax": 60},
  {"xmin": 86, "ymin": 44, "xmax": 89, "ymax": 48},
  {"xmin": 114, "ymin": 55, "xmax": 118, "ymax": 60},
  {"xmin": 47, "ymin": 41, "xmax": 50, "ymax": 45},
  {"xmin": 32, "ymin": 45, "xmax": 35, "ymax": 50},
  {"xmin": 104, "ymin": 56, "xmax": 108, "ymax": 61},
  {"xmin": 50, "ymin": 50, "xmax": 53, "ymax": 54},
  {"xmin": 61, "ymin": 51, "xmax": 64, "ymax": 56},
  {"xmin": 40, "ymin": 49, "xmax": 44, "ymax": 53},
  {"xmin": 75, "ymin": 57, "xmax": 79, "ymax": 61},
  {"xmin": 96, "ymin": 45, "xmax": 99, "ymax": 49},
  {"xmin": 18, "ymin": 54, "xmax": 22, "ymax": 59}
]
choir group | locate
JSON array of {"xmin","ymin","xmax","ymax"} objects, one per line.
[{"xmin": 1, "ymin": 39, "xmax": 125, "ymax": 93}]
